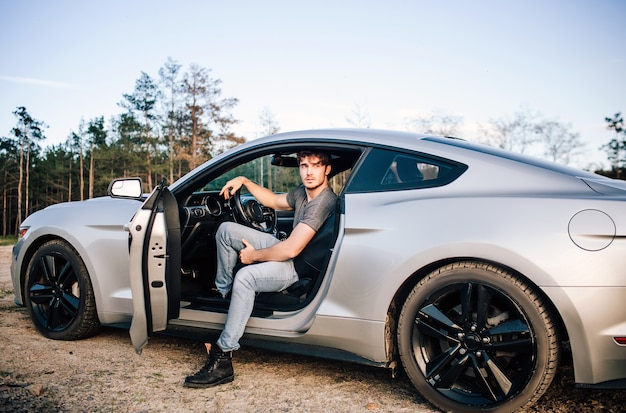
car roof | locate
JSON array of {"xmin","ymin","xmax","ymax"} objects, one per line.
[{"xmin": 173, "ymin": 128, "xmax": 625, "ymax": 195}]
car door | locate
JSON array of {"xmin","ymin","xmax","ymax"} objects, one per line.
[{"xmin": 127, "ymin": 182, "xmax": 181, "ymax": 354}]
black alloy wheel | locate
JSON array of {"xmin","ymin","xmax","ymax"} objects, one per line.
[
  {"xmin": 24, "ymin": 239, "xmax": 100, "ymax": 340},
  {"xmin": 398, "ymin": 261, "xmax": 560, "ymax": 413}
]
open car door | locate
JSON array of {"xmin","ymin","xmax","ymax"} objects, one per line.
[{"xmin": 127, "ymin": 182, "xmax": 181, "ymax": 354}]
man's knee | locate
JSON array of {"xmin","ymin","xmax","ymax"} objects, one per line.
[
  {"xmin": 217, "ymin": 221, "xmax": 235, "ymax": 235},
  {"xmin": 216, "ymin": 222, "xmax": 240, "ymax": 243}
]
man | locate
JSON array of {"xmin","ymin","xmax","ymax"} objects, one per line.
[{"xmin": 184, "ymin": 150, "xmax": 337, "ymax": 388}]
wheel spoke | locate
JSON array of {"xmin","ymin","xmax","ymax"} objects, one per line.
[
  {"xmin": 29, "ymin": 283, "xmax": 55, "ymax": 305},
  {"xmin": 487, "ymin": 319, "xmax": 533, "ymax": 353},
  {"xmin": 489, "ymin": 318, "xmax": 530, "ymax": 335},
  {"xmin": 416, "ymin": 304, "xmax": 462, "ymax": 341},
  {"xmin": 483, "ymin": 353, "xmax": 513, "ymax": 396},
  {"xmin": 47, "ymin": 303, "xmax": 63, "ymax": 330},
  {"xmin": 489, "ymin": 337, "xmax": 533, "ymax": 353},
  {"xmin": 427, "ymin": 350, "xmax": 469, "ymax": 388},
  {"xmin": 41, "ymin": 254, "xmax": 57, "ymax": 283},
  {"xmin": 460, "ymin": 283, "xmax": 473, "ymax": 324},
  {"xmin": 59, "ymin": 292, "xmax": 80, "ymax": 315},
  {"xmin": 57, "ymin": 261, "xmax": 77, "ymax": 289},
  {"xmin": 475, "ymin": 284, "xmax": 492, "ymax": 328},
  {"xmin": 471, "ymin": 356, "xmax": 501, "ymax": 402}
]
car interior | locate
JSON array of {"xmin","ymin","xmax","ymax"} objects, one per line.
[{"xmin": 175, "ymin": 148, "xmax": 363, "ymax": 316}]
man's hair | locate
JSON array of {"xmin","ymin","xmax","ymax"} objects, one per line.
[{"xmin": 296, "ymin": 150, "xmax": 331, "ymax": 166}]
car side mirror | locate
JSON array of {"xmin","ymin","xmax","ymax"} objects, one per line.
[{"xmin": 108, "ymin": 178, "xmax": 143, "ymax": 199}]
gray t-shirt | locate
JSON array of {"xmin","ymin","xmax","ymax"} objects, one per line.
[{"xmin": 286, "ymin": 185, "xmax": 337, "ymax": 232}]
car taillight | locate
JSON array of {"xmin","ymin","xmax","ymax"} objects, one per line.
[{"xmin": 615, "ymin": 337, "xmax": 626, "ymax": 345}]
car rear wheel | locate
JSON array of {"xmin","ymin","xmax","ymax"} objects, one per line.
[
  {"xmin": 397, "ymin": 261, "xmax": 560, "ymax": 413},
  {"xmin": 24, "ymin": 239, "xmax": 100, "ymax": 340}
]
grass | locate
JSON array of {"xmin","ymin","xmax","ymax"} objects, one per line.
[{"xmin": 0, "ymin": 236, "xmax": 17, "ymax": 246}]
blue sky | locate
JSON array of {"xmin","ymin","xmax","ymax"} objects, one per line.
[{"xmin": 1, "ymin": 0, "xmax": 624, "ymax": 168}]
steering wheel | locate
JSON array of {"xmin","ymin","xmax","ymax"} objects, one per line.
[{"xmin": 230, "ymin": 188, "xmax": 277, "ymax": 234}]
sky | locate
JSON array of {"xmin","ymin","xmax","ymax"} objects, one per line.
[{"xmin": 1, "ymin": 0, "xmax": 624, "ymax": 169}]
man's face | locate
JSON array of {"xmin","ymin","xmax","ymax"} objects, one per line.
[{"xmin": 298, "ymin": 155, "xmax": 330, "ymax": 191}]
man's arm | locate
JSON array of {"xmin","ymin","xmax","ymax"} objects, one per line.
[
  {"xmin": 239, "ymin": 222, "xmax": 316, "ymax": 264},
  {"xmin": 220, "ymin": 176, "xmax": 291, "ymax": 210}
]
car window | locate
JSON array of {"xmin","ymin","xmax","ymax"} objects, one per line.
[{"xmin": 346, "ymin": 148, "xmax": 467, "ymax": 193}]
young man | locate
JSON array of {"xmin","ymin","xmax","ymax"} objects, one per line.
[{"xmin": 184, "ymin": 150, "xmax": 337, "ymax": 388}]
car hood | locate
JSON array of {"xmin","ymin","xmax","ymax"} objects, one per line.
[{"xmin": 21, "ymin": 196, "xmax": 142, "ymax": 227}]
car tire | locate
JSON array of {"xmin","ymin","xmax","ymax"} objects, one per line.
[
  {"xmin": 24, "ymin": 239, "xmax": 100, "ymax": 340},
  {"xmin": 397, "ymin": 261, "xmax": 560, "ymax": 413}
]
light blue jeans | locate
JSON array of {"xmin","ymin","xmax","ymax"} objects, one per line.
[{"xmin": 215, "ymin": 222, "xmax": 298, "ymax": 352}]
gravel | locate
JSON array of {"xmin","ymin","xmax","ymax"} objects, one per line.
[{"xmin": 1, "ymin": 245, "xmax": 624, "ymax": 412}]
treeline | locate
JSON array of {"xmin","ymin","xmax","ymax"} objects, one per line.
[{"xmin": 1, "ymin": 58, "xmax": 244, "ymax": 236}]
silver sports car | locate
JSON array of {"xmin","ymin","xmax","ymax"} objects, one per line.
[{"xmin": 10, "ymin": 129, "xmax": 626, "ymax": 412}]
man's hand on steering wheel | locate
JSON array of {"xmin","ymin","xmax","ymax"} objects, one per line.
[
  {"xmin": 219, "ymin": 176, "xmax": 246, "ymax": 200},
  {"xmin": 227, "ymin": 187, "xmax": 277, "ymax": 235}
]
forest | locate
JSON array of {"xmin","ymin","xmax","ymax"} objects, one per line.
[{"xmin": 1, "ymin": 57, "xmax": 625, "ymax": 236}]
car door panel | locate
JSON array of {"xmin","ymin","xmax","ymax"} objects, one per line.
[{"xmin": 128, "ymin": 184, "xmax": 181, "ymax": 354}]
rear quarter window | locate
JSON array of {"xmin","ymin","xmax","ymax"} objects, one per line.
[{"xmin": 346, "ymin": 147, "xmax": 467, "ymax": 193}]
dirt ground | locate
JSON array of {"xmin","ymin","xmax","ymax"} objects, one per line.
[{"xmin": 1, "ymin": 245, "xmax": 625, "ymax": 412}]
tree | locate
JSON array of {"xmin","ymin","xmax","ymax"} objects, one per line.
[
  {"xmin": 38, "ymin": 143, "xmax": 74, "ymax": 204},
  {"xmin": 0, "ymin": 136, "xmax": 19, "ymax": 235},
  {"xmin": 158, "ymin": 57, "xmax": 183, "ymax": 183},
  {"xmin": 181, "ymin": 64, "xmax": 213, "ymax": 169},
  {"xmin": 256, "ymin": 107, "xmax": 281, "ymax": 190},
  {"xmin": 539, "ymin": 120, "xmax": 584, "ymax": 165},
  {"xmin": 404, "ymin": 110, "xmax": 462, "ymax": 136},
  {"xmin": 11, "ymin": 107, "xmax": 46, "ymax": 230},
  {"xmin": 120, "ymin": 72, "xmax": 160, "ymax": 189},
  {"xmin": 86, "ymin": 117, "xmax": 107, "ymax": 198},
  {"xmin": 110, "ymin": 112, "xmax": 146, "ymax": 181},
  {"xmin": 479, "ymin": 108, "xmax": 585, "ymax": 166},
  {"xmin": 346, "ymin": 103, "xmax": 371, "ymax": 128},
  {"xmin": 0, "ymin": 59, "xmax": 247, "ymax": 228},
  {"xmin": 66, "ymin": 130, "xmax": 83, "ymax": 200},
  {"xmin": 601, "ymin": 112, "xmax": 625, "ymax": 178},
  {"xmin": 480, "ymin": 108, "xmax": 540, "ymax": 154},
  {"xmin": 181, "ymin": 63, "xmax": 242, "ymax": 168},
  {"xmin": 257, "ymin": 107, "xmax": 280, "ymax": 136},
  {"xmin": 66, "ymin": 119, "xmax": 93, "ymax": 201}
]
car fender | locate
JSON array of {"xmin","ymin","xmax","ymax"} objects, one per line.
[{"xmin": 14, "ymin": 197, "xmax": 141, "ymax": 323}]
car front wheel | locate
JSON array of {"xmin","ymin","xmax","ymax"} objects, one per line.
[
  {"xmin": 24, "ymin": 239, "xmax": 100, "ymax": 340},
  {"xmin": 397, "ymin": 261, "xmax": 560, "ymax": 413}
]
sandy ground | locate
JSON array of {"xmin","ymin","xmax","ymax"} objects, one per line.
[{"xmin": 1, "ymin": 245, "xmax": 625, "ymax": 412}]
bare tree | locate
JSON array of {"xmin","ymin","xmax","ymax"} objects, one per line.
[
  {"xmin": 479, "ymin": 108, "xmax": 541, "ymax": 154},
  {"xmin": 480, "ymin": 108, "xmax": 586, "ymax": 166},
  {"xmin": 258, "ymin": 107, "xmax": 280, "ymax": 136},
  {"xmin": 255, "ymin": 107, "xmax": 280, "ymax": 190},
  {"xmin": 539, "ymin": 120, "xmax": 584, "ymax": 165},
  {"xmin": 346, "ymin": 103, "xmax": 371, "ymax": 128},
  {"xmin": 404, "ymin": 110, "xmax": 462, "ymax": 136}
]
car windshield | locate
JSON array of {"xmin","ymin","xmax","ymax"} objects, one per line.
[
  {"xmin": 200, "ymin": 154, "xmax": 301, "ymax": 194},
  {"xmin": 199, "ymin": 153, "xmax": 354, "ymax": 195}
]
